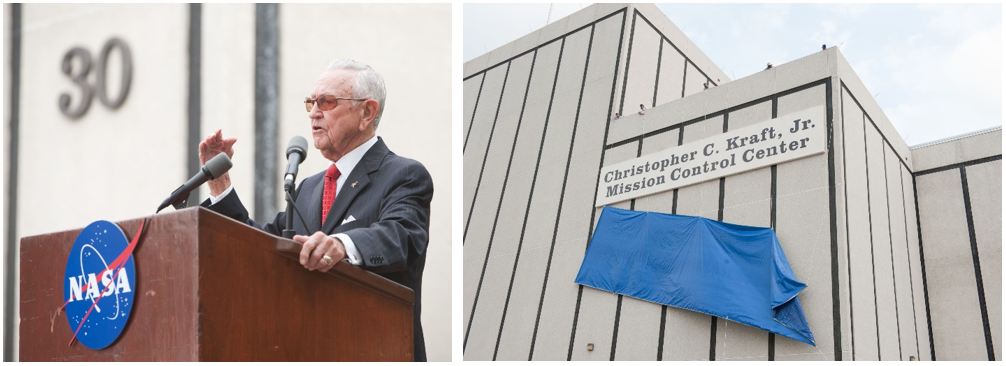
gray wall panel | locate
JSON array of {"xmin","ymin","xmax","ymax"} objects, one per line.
[
  {"xmin": 682, "ymin": 61, "xmax": 704, "ymax": 98},
  {"xmin": 463, "ymin": 53, "xmax": 534, "ymax": 339},
  {"xmin": 537, "ymin": 30, "xmax": 591, "ymax": 169},
  {"xmin": 831, "ymin": 83, "xmax": 854, "ymax": 361},
  {"xmin": 529, "ymin": 237, "xmax": 588, "ymax": 360},
  {"xmin": 889, "ymin": 146, "xmax": 921, "ymax": 357},
  {"xmin": 912, "ymin": 129, "xmax": 1001, "ymax": 172},
  {"xmin": 463, "ymin": 53, "xmax": 534, "ymax": 259},
  {"xmin": 902, "ymin": 167, "xmax": 931, "ymax": 360},
  {"xmin": 655, "ymin": 39, "xmax": 684, "ymax": 106},
  {"xmin": 621, "ymin": 14, "xmax": 660, "ymax": 115},
  {"xmin": 466, "ymin": 165, "xmax": 538, "ymax": 359},
  {"xmin": 464, "ymin": 66, "xmax": 508, "ymax": 221},
  {"xmin": 463, "ymin": 74, "xmax": 485, "ymax": 145},
  {"xmin": 843, "ymin": 103, "xmax": 879, "ymax": 361},
  {"xmin": 555, "ymin": 149, "xmax": 605, "ymax": 244},
  {"xmin": 773, "ymin": 153, "xmax": 834, "ymax": 360},
  {"xmin": 507, "ymin": 42, "xmax": 563, "ymax": 177},
  {"xmin": 965, "ymin": 161, "xmax": 1002, "ymax": 361},
  {"xmin": 492, "ymin": 158, "xmax": 564, "ymax": 359},
  {"xmin": 641, "ymin": 128, "xmax": 678, "ymax": 155},
  {"xmin": 917, "ymin": 170, "xmax": 987, "ymax": 360},
  {"xmin": 886, "ymin": 145, "xmax": 917, "ymax": 360},
  {"xmin": 612, "ymin": 296, "xmax": 663, "ymax": 360},
  {"xmin": 865, "ymin": 132, "xmax": 900, "ymax": 360}
]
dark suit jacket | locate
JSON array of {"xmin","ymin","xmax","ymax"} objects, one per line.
[{"xmin": 201, "ymin": 137, "xmax": 432, "ymax": 361}]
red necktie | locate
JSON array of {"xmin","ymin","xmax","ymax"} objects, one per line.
[{"xmin": 322, "ymin": 164, "xmax": 341, "ymax": 224}]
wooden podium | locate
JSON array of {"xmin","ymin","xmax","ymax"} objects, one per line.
[{"xmin": 18, "ymin": 207, "xmax": 414, "ymax": 361}]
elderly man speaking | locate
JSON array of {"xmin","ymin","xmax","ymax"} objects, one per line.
[{"xmin": 198, "ymin": 59, "xmax": 433, "ymax": 362}]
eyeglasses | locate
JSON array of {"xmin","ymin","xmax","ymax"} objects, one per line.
[{"xmin": 304, "ymin": 95, "xmax": 368, "ymax": 112}]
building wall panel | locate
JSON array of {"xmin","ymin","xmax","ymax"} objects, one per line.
[
  {"xmin": 903, "ymin": 168, "xmax": 931, "ymax": 360},
  {"xmin": 655, "ymin": 39, "xmax": 685, "ymax": 106},
  {"xmin": 842, "ymin": 100, "xmax": 880, "ymax": 361},
  {"xmin": 462, "ymin": 52, "xmax": 534, "ymax": 267},
  {"xmin": 463, "ymin": 74, "xmax": 485, "ymax": 146},
  {"xmin": 865, "ymin": 131, "xmax": 900, "ymax": 360},
  {"xmin": 965, "ymin": 161, "xmax": 1002, "ymax": 361},
  {"xmin": 621, "ymin": 14, "xmax": 660, "ymax": 116},
  {"xmin": 463, "ymin": 65, "xmax": 508, "ymax": 220},
  {"xmin": 916, "ymin": 170, "xmax": 987, "ymax": 360}
]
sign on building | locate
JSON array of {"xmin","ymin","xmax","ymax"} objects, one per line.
[{"xmin": 596, "ymin": 106, "xmax": 826, "ymax": 206}]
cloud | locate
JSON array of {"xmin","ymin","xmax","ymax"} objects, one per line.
[
  {"xmin": 921, "ymin": 3, "xmax": 1002, "ymax": 36},
  {"xmin": 947, "ymin": 23, "xmax": 1003, "ymax": 105},
  {"xmin": 820, "ymin": 3, "xmax": 872, "ymax": 17}
]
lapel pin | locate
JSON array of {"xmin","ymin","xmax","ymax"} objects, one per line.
[{"xmin": 351, "ymin": 181, "xmax": 358, "ymax": 188}]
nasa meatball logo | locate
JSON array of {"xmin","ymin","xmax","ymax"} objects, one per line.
[{"xmin": 63, "ymin": 220, "xmax": 136, "ymax": 349}]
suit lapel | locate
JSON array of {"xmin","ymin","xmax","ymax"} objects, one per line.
[{"xmin": 320, "ymin": 137, "xmax": 389, "ymax": 234}]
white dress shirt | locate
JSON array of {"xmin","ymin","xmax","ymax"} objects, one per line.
[{"xmin": 208, "ymin": 136, "xmax": 379, "ymax": 266}]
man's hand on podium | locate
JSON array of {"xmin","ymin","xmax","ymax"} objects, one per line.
[
  {"xmin": 295, "ymin": 232, "xmax": 347, "ymax": 272},
  {"xmin": 199, "ymin": 129, "xmax": 237, "ymax": 196}
]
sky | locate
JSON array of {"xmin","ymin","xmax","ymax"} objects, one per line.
[{"xmin": 463, "ymin": 3, "xmax": 1002, "ymax": 146}]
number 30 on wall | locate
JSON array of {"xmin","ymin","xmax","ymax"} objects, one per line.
[{"xmin": 59, "ymin": 37, "xmax": 133, "ymax": 119}]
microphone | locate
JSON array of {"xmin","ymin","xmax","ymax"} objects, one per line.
[
  {"xmin": 284, "ymin": 136, "xmax": 308, "ymax": 190},
  {"xmin": 156, "ymin": 152, "xmax": 233, "ymax": 213}
]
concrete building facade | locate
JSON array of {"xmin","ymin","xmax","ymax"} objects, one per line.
[
  {"xmin": 4, "ymin": 4, "xmax": 451, "ymax": 361},
  {"xmin": 463, "ymin": 4, "xmax": 1000, "ymax": 361}
]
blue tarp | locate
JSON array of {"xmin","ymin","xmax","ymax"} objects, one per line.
[{"xmin": 575, "ymin": 206, "xmax": 815, "ymax": 346}]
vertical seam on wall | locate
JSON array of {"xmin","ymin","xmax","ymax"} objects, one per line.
[
  {"xmin": 616, "ymin": 10, "xmax": 636, "ymax": 116},
  {"xmin": 610, "ymin": 295, "xmax": 624, "ymax": 360},
  {"xmin": 863, "ymin": 112, "xmax": 882, "ymax": 360},
  {"xmin": 900, "ymin": 164, "xmax": 922, "ymax": 359},
  {"xmin": 768, "ymin": 96, "xmax": 778, "ymax": 361},
  {"xmin": 826, "ymin": 78, "xmax": 843, "ymax": 361},
  {"xmin": 465, "ymin": 49, "xmax": 536, "ymax": 357},
  {"xmin": 881, "ymin": 147, "xmax": 904, "ymax": 360},
  {"xmin": 911, "ymin": 175, "xmax": 936, "ymax": 360},
  {"xmin": 680, "ymin": 60, "xmax": 688, "ymax": 99},
  {"xmin": 840, "ymin": 86, "xmax": 856, "ymax": 361},
  {"xmin": 562, "ymin": 23, "xmax": 596, "ymax": 361},
  {"xmin": 463, "ymin": 61, "xmax": 511, "ymax": 243},
  {"xmin": 959, "ymin": 167, "xmax": 995, "ymax": 360},
  {"xmin": 652, "ymin": 39, "xmax": 663, "ymax": 108},
  {"xmin": 186, "ymin": 4, "xmax": 202, "ymax": 210},
  {"xmin": 3, "ymin": 3, "xmax": 21, "ymax": 362},
  {"xmin": 253, "ymin": 3, "xmax": 279, "ymax": 223},
  {"xmin": 526, "ymin": 37, "xmax": 567, "ymax": 360},
  {"xmin": 463, "ymin": 74, "xmax": 486, "ymax": 153}
]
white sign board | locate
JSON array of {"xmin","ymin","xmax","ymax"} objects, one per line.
[{"xmin": 595, "ymin": 106, "xmax": 826, "ymax": 207}]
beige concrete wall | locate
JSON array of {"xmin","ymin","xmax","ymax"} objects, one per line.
[
  {"xmin": 912, "ymin": 129, "xmax": 1001, "ymax": 361},
  {"xmin": 838, "ymin": 80, "xmax": 931, "ymax": 361},
  {"xmin": 463, "ymin": 5, "xmax": 969, "ymax": 358}
]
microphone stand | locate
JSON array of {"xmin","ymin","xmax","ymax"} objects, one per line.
[{"xmin": 282, "ymin": 182, "xmax": 297, "ymax": 239}]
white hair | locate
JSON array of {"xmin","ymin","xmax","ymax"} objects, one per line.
[{"xmin": 326, "ymin": 59, "xmax": 387, "ymax": 129}]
